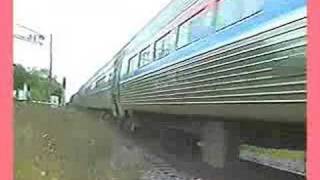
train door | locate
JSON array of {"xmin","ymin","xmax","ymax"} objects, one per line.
[{"xmin": 111, "ymin": 56, "xmax": 124, "ymax": 118}]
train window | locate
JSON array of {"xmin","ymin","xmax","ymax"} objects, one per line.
[
  {"xmin": 139, "ymin": 45, "xmax": 153, "ymax": 67},
  {"xmin": 216, "ymin": 0, "xmax": 263, "ymax": 30},
  {"xmin": 177, "ymin": 20, "xmax": 191, "ymax": 48},
  {"xmin": 177, "ymin": 9, "xmax": 214, "ymax": 48},
  {"xmin": 90, "ymin": 82, "xmax": 96, "ymax": 90},
  {"xmin": 121, "ymin": 59, "xmax": 129, "ymax": 77},
  {"xmin": 96, "ymin": 76, "xmax": 106, "ymax": 88},
  {"xmin": 189, "ymin": 10, "xmax": 210, "ymax": 40},
  {"xmin": 127, "ymin": 55, "xmax": 139, "ymax": 74},
  {"xmin": 107, "ymin": 72, "xmax": 113, "ymax": 83},
  {"xmin": 155, "ymin": 31, "xmax": 176, "ymax": 60}
]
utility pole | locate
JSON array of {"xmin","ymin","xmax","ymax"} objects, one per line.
[
  {"xmin": 62, "ymin": 77, "xmax": 66, "ymax": 106},
  {"xmin": 48, "ymin": 34, "xmax": 53, "ymax": 101}
]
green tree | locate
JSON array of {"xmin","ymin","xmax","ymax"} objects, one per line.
[
  {"xmin": 14, "ymin": 64, "xmax": 64, "ymax": 101},
  {"xmin": 14, "ymin": 64, "xmax": 30, "ymax": 90}
]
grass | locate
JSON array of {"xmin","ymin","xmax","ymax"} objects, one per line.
[
  {"xmin": 15, "ymin": 102, "xmax": 145, "ymax": 180},
  {"xmin": 240, "ymin": 144, "xmax": 305, "ymax": 161}
]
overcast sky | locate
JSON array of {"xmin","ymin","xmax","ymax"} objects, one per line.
[{"xmin": 14, "ymin": 0, "xmax": 172, "ymax": 101}]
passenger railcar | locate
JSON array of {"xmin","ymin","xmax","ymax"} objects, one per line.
[{"xmin": 72, "ymin": 0, "xmax": 306, "ymax": 123}]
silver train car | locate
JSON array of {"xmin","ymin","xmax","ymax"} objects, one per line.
[{"xmin": 71, "ymin": 0, "xmax": 306, "ymax": 124}]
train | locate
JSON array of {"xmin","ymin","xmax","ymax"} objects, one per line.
[
  {"xmin": 71, "ymin": 0, "xmax": 306, "ymax": 124},
  {"xmin": 70, "ymin": 0, "xmax": 307, "ymax": 171}
]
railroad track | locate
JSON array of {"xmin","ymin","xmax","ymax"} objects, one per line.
[{"xmin": 141, "ymin": 153, "xmax": 202, "ymax": 180}]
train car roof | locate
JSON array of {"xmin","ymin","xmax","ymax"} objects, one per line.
[{"xmin": 78, "ymin": 0, "xmax": 204, "ymax": 92}]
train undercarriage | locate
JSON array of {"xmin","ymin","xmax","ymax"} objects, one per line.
[{"xmin": 118, "ymin": 110, "xmax": 305, "ymax": 175}]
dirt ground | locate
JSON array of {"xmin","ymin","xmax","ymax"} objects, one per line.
[{"xmin": 14, "ymin": 103, "xmax": 146, "ymax": 180}]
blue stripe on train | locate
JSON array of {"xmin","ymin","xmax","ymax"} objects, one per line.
[{"xmin": 121, "ymin": 0, "xmax": 306, "ymax": 83}]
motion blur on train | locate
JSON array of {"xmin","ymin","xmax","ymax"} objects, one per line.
[{"xmin": 70, "ymin": 0, "xmax": 306, "ymax": 171}]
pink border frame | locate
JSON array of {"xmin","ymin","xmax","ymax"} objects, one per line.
[
  {"xmin": 307, "ymin": 0, "xmax": 320, "ymax": 179},
  {"xmin": 0, "ymin": 0, "xmax": 13, "ymax": 178},
  {"xmin": 0, "ymin": 0, "xmax": 318, "ymax": 180}
]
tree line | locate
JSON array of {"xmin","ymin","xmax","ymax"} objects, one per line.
[{"xmin": 14, "ymin": 64, "xmax": 64, "ymax": 101}]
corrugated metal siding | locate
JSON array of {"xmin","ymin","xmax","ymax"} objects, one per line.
[{"xmin": 120, "ymin": 17, "xmax": 306, "ymax": 105}]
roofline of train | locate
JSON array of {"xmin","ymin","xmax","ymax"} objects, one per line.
[{"xmin": 76, "ymin": 0, "xmax": 201, "ymax": 94}]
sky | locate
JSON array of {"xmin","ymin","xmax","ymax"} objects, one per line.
[{"xmin": 14, "ymin": 0, "xmax": 172, "ymax": 101}]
